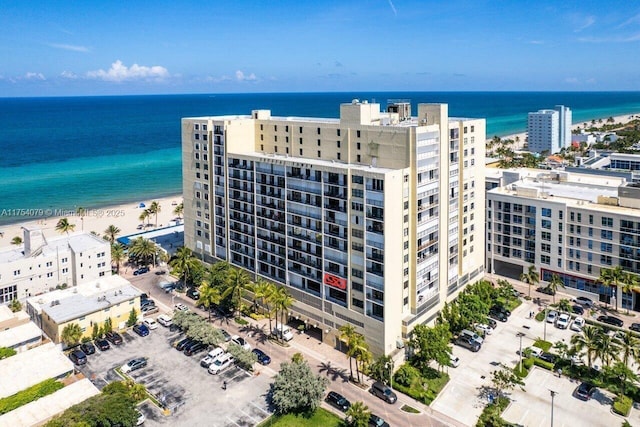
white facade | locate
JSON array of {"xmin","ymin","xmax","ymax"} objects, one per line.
[
  {"xmin": 555, "ymin": 105, "xmax": 572, "ymax": 150},
  {"xmin": 0, "ymin": 227, "xmax": 111, "ymax": 303},
  {"xmin": 528, "ymin": 109, "xmax": 559, "ymax": 154},
  {"xmin": 182, "ymin": 101, "xmax": 486, "ymax": 355}
]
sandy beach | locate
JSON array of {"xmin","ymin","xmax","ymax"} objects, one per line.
[
  {"xmin": 490, "ymin": 112, "xmax": 640, "ymax": 151},
  {"xmin": 0, "ymin": 195, "xmax": 183, "ymax": 250}
]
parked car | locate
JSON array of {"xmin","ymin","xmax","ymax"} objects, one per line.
[
  {"xmin": 95, "ymin": 338, "xmax": 110, "ymax": 351},
  {"xmin": 186, "ymin": 288, "xmax": 200, "ymax": 300},
  {"xmin": 488, "ymin": 309, "xmax": 508, "ymax": 322},
  {"xmin": 485, "ymin": 317, "xmax": 497, "ymax": 329},
  {"xmin": 571, "ymin": 305, "xmax": 585, "ymax": 315},
  {"xmin": 155, "ymin": 270, "xmax": 167, "ymax": 275},
  {"xmin": 174, "ymin": 303, "xmax": 189, "ymax": 312},
  {"xmin": 140, "ymin": 299, "xmax": 155, "ymax": 308},
  {"xmin": 143, "ymin": 319, "xmax": 158, "ymax": 330},
  {"xmin": 184, "ymin": 342, "xmax": 207, "ymax": 356},
  {"xmin": 252, "ymin": 348, "xmax": 272, "ymax": 365},
  {"xmin": 136, "ymin": 409, "xmax": 146, "ymax": 426},
  {"xmin": 575, "ymin": 296, "xmax": 594, "ymax": 308},
  {"xmin": 219, "ymin": 328, "xmax": 232, "ymax": 342},
  {"xmin": 326, "ymin": 391, "xmax": 351, "ymax": 412},
  {"xmin": 121, "ymin": 357, "xmax": 148, "ymax": 373},
  {"xmin": 370, "ymin": 381, "xmax": 397, "ymax": 404},
  {"xmin": 140, "ymin": 293, "xmax": 149, "ymax": 301},
  {"xmin": 460, "ymin": 329, "xmax": 484, "ymax": 345},
  {"xmin": 183, "ymin": 340, "xmax": 203, "ymax": 354},
  {"xmin": 491, "ymin": 305, "xmax": 511, "ymax": 317},
  {"xmin": 105, "ymin": 331, "xmax": 123, "ymax": 345},
  {"xmin": 546, "ymin": 310, "xmax": 558, "ymax": 323},
  {"xmin": 200, "ymin": 348, "xmax": 225, "ymax": 368},
  {"xmin": 80, "ymin": 342, "xmax": 96, "ymax": 355},
  {"xmin": 455, "ymin": 337, "xmax": 480, "ymax": 352},
  {"xmin": 539, "ymin": 352, "xmax": 556, "ymax": 364},
  {"xmin": 69, "ymin": 349, "xmax": 87, "ymax": 365},
  {"xmin": 133, "ymin": 324, "xmax": 150, "ymax": 337},
  {"xmin": 519, "ymin": 346, "xmax": 543, "ymax": 358},
  {"xmin": 476, "ymin": 323, "xmax": 493, "ymax": 336},
  {"xmin": 231, "ymin": 335, "xmax": 251, "ymax": 350},
  {"xmin": 597, "ymin": 315, "xmax": 624, "ymax": 327},
  {"xmin": 555, "ymin": 313, "xmax": 570, "ymax": 329},
  {"xmin": 133, "ymin": 267, "xmax": 150, "ymax": 276},
  {"xmin": 537, "ymin": 286, "xmax": 555, "ymax": 296},
  {"xmin": 574, "ymin": 382, "xmax": 597, "ymax": 400},
  {"xmin": 175, "ymin": 338, "xmax": 194, "ymax": 351},
  {"xmin": 157, "ymin": 314, "xmax": 173, "ymax": 327},
  {"xmin": 449, "ymin": 353, "xmax": 460, "ymax": 368},
  {"xmin": 208, "ymin": 353, "xmax": 235, "ymax": 375},
  {"xmin": 368, "ymin": 414, "xmax": 390, "ymax": 427},
  {"xmin": 630, "ymin": 323, "xmax": 640, "ymax": 333},
  {"xmin": 141, "ymin": 305, "xmax": 159, "ymax": 315},
  {"xmin": 272, "ymin": 324, "xmax": 294, "ymax": 341},
  {"xmin": 571, "ymin": 317, "xmax": 586, "ymax": 332}
]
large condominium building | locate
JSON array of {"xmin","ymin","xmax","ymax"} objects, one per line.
[
  {"xmin": 487, "ymin": 169, "xmax": 640, "ymax": 311},
  {"xmin": 0, "ymin": 227, "xmax": 111, "ymax": 304},
  {"xmin": 527, "ymin": 105, "xmax": 572, "ymax": 154},
  {"xmin": 182, "ymin": 100, "xmax": 486, "ymax": 355}
]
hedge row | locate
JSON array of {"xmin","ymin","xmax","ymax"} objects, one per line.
[
  {"xmin": 613, "ymin": 395, "xmax": 632, "ymax": 416},
  {"xmin": 0, "ymin": 378, "xmax": 64, "ymax": 415}
]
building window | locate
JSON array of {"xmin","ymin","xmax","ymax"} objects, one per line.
[
  {"xmin": 356, "ymin": 130, "xmax": 361, "ymax": 138},
  {"xmin": 337, "ymin": 153, "xmax": 341, "ymax": 160},
  {"xmin": 299, "ymin": 149, "xmax": 303, "ymax": 155},
  {"xmin": 352, "ymin": 298, "xmax": 363, "ymax": 308},
  {"xmin": 602, "ymin": 217, "xmax": 613, "ymax": 227},
  {"xmin": 357, "ymin": 142, "xmax": 361, "ymax": 150},
  {"xmin": 317, "ymin": 150, "xmax": 321, "ymax": 158},
  {"xmin": 317, "ymin": 139, "xmax": 321, "ymax": 146},
  {"xmin": 337, "ymin": 141, "xmax": 341, "ymax": 148},
  {"xmin": 357, "ymin": 155, "xmax": 361, "ymax": 162}
]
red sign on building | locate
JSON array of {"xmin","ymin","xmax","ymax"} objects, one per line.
[{"xmin": 324, "ymin": 273, "xmax": 347, "ymax": 290}]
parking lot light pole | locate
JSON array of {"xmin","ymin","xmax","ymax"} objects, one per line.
[
  {"xmin": 517, "ymin": 332, "xmax": 525, "ymax": 373},
  {"xmin": 386, "ymin": 361, "xmax": 394, "ymax": 389},
  {"xmin": 543, "ymin": 304, "xmax": 548, "ymax": 341},
  {"xmin": 549, "ymin": 389, "xmax": 557, "ymax": 427}
]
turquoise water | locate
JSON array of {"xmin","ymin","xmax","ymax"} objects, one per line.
[{"xmin": 1, "ymin": 92, "xmax": 640, "ymax": 225}]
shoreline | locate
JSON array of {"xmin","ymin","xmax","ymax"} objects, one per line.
[
  {"xmin": 0, "ymin": 194, "xmax": 183, "ymax": 250},
  {"xmin": 490, "ymin": 111, "xmax": 640, "ymax": 150}
]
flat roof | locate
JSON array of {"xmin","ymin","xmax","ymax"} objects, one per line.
[
  {"xmin": 0, "ymin": 342, "xmax": 73, "ymax": 399},
  {"xmin": 118, "ymin": 223, "xmax": 184, "ymax": 246},
  {"xmin": 0, "ymin": 231, "xmax": 108, "ymax": 264},
  {"xmin": 0, "ymin": 321, "xmax": 42, "ymax": 349},
  {"xmin": 0, "ymin": 378, "xmax": 99, "ymax": 427}
]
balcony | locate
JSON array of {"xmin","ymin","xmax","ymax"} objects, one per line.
[
  {"xmin": 367, "ymin": 252, "xmax": 384, "ymax": 262},
  {"xmin": 324, "ymin": 203, "xmax": 347, "ymax": 213},
  {"xmin": 367, "ymin": 224, "xmax": 384, "ymax": 235}
]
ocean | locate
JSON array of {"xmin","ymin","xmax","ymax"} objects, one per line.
[{"xmin": 1, "ymin": 91, "xmax": 640, "ymax": 225}]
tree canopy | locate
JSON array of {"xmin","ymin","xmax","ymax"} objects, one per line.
[{"xmin": 271, "ymin": 358, "xmax": 328, "ymax": 415}]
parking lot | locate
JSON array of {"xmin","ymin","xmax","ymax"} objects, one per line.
[
  {"xmin": 431, "ymin": 299, "xmax": 629, "ymax": 426},
  {"xmin": 79, "ymin": 322, "xmax": 273, "ymax": 426}
]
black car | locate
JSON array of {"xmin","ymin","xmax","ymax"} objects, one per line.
[
  {"xmin": 186, "ymin": 288, "xmax": 200, "ymax": 300},
  {"xmin": 133, "ymin": 324, "xmax": 150, "ymax": 337},
  {"xmin": 370, "ymin": 381, "xmax": 397, "ymax": 404},
  {"xmin": 326, "ymin": 391, "xmax": 351, "ymax": 412},
  {"xmin": 105, "ymin": 331, "xmax": 123, "ymax": 345},
  {"xmin": 491, "ymin": 305, "xmax": 511, "ymax": 317},
  {"xmin": 184, "ymin": 342, "xmax": 207, "ymax": 356},
  {"xmin": 485, "ymin": 317, "xmax": 497, "ymax": 329},
  {"xmin": 369, "ymin": 414, "xmax": 390, "ymax": 427},
  {"xmin": 630, "ymin": 323, "xmax": 640, "ymax": 333},
  {"xmin": 69, "ymin": 349, "xmax": 87, "ymax": 365},
  {"xmin": 537, "ymin": 286, "xmax": 556, "ymax": 296},
  {"xmin": 539, "ymin": 352, "xmax": 556, "ymax": 364},
  {"xmin": 80, "ymin": 342, "xmax": 96, "ymax": 355},
  {"xmin": 571, "ymin": 305, "xmax": 585, "ymax": 315},
  {"xmin": 252, "ymin": 348, "xmax": 271, "ymax": 365},
  {"xmin": 175, "ymin": 338, "xmax": 195, "ymax": 351},
  {"xmin": 95, "ymin": 338, "xmax": 110, "ymax": 351},
  {"xmin": 597, "ymin": 315, "xmax": 624, "ymax": 327},
  {"xmin": 488, "ymin": 309, "xmax": 508, "ymax": 322},
  {"xmin": 133, "ymin": 267, "xmax": 150, "ymax": 276},
  {"xmin": 574, "ymin": 382, "xmax": 597, "ymax": 400},
  {"xmin": 455, "ymin": 336, "xmax": 480, "ymax": 352},
  {"xmin": 141, "ymin": 299, "xmax": 155, "ymax": 308}
]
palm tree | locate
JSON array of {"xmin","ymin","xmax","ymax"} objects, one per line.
[
  {"xmin": 595, "ymin": 333, "xmax": 619, "ymax": 368},
  {"xmin": 520, "ymin": 265, "xmax": 540, "ymax": 299},
  {"xmin": 340, "ymin": 324, "xmax": 357, "ymax": 381},
  {"xmin": 345, "ymin": 401, "xmax": 371, "ymax": 427},
  {"xmin": 198, "ymin": 281, "xmax": 222, "ymax": 321},
  {"xmin": 570, "ymin": 325, "xmax": 602, "ymax": 368},
  {"xmin": 621, "ymin": 273, "xmax": 639, "ymax": 314},
  {"xmin": 272, "ymin": 286, "xmax": 294, "ymax": 338},
  {"xmin": 556, "ymin": 298, "xmax": 572, "ymax": 314},
  {"xmin": 173, "ymin": 202, "xmax": 184, "ymax": 219},
  {"xmin": 616, "ymin": 330, "xmax": 640, "ymax": 368},
  {"xmin": 128, "ymin": 237, "xmax": 157, "ymax": 267},
  {"xmin": 111, "ymin": 243, "xmax": 126, "ymax": 274},
  {"xmin": 61, "ymin": 323, "xmax": 83, "ymax": 347},
  {"xmin": 169, "ymin": 246, "xmax": 199, "ymax": 286},
  {"xmin": 138, "ymin": 210, "xmax": 149, "ymax": 228},
  {"xmin": 10, "ymin": 236, "xmax": 22, "ymax": 245},
  {"xmin": 149, "ymin": 201, "xmax": 161, "ymax": 227},
  {"xmin": 222, "ymin": 267, "xmax": 253, "ymax": 316},
  {"xmin": 104, "ymin": 225, "xmax": 121, "ymax": 244},
  {"xmin": 55, "ymin": 217, "xmax": 75, "ymax": 235},
  {"xmin": 599, "ymin": 266, "xmax": 625, "ymax": 310},
  {"xmin": 354, "ymin": 338, "xmax": 372, "ymax": 384},
  {"xmin": 253, "ymin": 278, "xmax": 273, "ymax": 316},
  {"xmin": 548, "ymin": 274, "xmax": 565, "ymax": 304}
]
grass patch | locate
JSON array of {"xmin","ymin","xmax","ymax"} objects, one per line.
[
  {"xmin": 513, "ymin": 358, "xmax": 533, "ymax": 378},
  {"xmin": 0, "ymin": 347, "xmax": 17, "ymax": 360},
  {"xmin": 533, "ymin": 339, "xmax": 552, "ymax": 352},
  {"xmin": 401, "ymin": 404, "xmax": 420, "ymax": 414},
  {"xmin": 0, "ymin": 378, "xmax": 64, "ymax": 415},
  {"xmin": 500, "ymin": 297, "xmax": 522, "ymax": 312},
  {"xmin": 533, "ymin": 357, "xmax": 555, "ymax": 371},
  {"xmin": 393, "ymin": 365, "xmax": 449, "ymax": 405},
  {"xmin": 476, "ymin": 396, "xmax": 510, "ymax": 427},
  {"xmin": 234, "ymin": 317, "xmax": 249, "ymax": 325},
  {"xmin": 613, "ymin": 395, "xmax": 632, "ymax": 417},
  {"xmin": 534, "ymin": 311, "xmax": 545, "ymax": 322},
  {"xmin": 257, "ymin": 408, "xmax": 342, "ymax": 427}
]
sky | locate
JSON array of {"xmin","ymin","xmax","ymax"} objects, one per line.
[{"xmin": 1, "ymin": 0, "xmax": 640, "ymax": 96}]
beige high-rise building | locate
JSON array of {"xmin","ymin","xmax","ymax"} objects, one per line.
[{"xmin": 181, "ymin": 100, "xmax": 485, "ymax": 355}]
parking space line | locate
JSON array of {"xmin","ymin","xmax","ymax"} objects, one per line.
[
  {"xmin": 250, "ymin": 401, "xmax": 271, "ymax": 416},
  {"xmin": 238, "ymin": 408, "xmax": 259, "ymax": 423},
  {"xmin": 226, "ymin": 416, "xmax": 242, "ymax": 427}
]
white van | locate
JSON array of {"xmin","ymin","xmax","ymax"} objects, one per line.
[
  {"xmin": 272, "ymin": 324, "xmax": 294, "ymax": 341},
  {"xmin": 200, "ymin": 347, "xmax": 225, "ymax": 368}
]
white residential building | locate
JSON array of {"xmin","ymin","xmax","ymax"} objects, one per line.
[
  {"xmin": 527, "ymin": 105, "xmax": 572, "ymax": 154},
  {"xmin": 0, "ymin": 305, "xmax": 42, "ymax": 353},
  {"xmin": 0, "ymin": 227, "xmax": 111, "ymax": 303},
  {"xmin": 181, "ymin": 100, "xmax": 486, "ymax": 355}
]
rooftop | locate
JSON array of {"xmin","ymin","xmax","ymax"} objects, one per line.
[
  {"xmin": 0, "ymin": 342, "xmax": 73, "ymax": 399},
  {"xmin": 0, "ymin": 231, "xmax": 108, "ymax": 264},
  {"xmin": 0, "ymin": 321, "xmax": 42, "ymax": 349}
]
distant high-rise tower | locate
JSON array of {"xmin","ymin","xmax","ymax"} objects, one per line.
[{"xmin": 527, "ymin": 105, "xmax": 571, "ymax": 154}]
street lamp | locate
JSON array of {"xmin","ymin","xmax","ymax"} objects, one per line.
[
  {"xmin": 517, "ymin": 332, "xmax": 525, "ymax": 373},
  {"xmin": 386, "ymin": 360, "xmax": 394, "ymax": 389},
  {"xmin": 543, "ymin": 304, "xmax": 548, "ymax": 341},
  {"xmin": 549, "ymin": 389, "xmax": 557, "ymax": 427}
]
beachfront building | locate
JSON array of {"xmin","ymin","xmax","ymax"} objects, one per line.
[
  {"xmin": 26, "ymin": 275, "xmax": 141, "ymax": 344},
  {"xmin": 486, "ymin": 169, "xmax": 640, "ymax": 311},
  {"xmin": 527, "ymin": 105, "xmax": 572, "ymax": 154},
  {"xmin": 181, "ymin": 100, "xmax": 486, "ymax": 355},
  {"xmin": 0, "ymin": 227, "xmax": 111, "ymax": 303}
]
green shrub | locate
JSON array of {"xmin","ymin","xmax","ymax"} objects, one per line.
[
  {"xmin": 533, "ymin": 358, "xmax": 555, "ymax": 371},
  {"xmin": 0, "ymin": 378, "xmax": 64, "ymax": 415},
  {"xmin": 0, "ymin": 347, "xmax": 17, "ymax": 360},
  {"xmin": 394, "ymin": 364, "xmax": 421, "ymax": 387},
  {"xmin": 534, "ymin": 311, "xmax": 545, "ymax": 321},
  {"xmin": 613, "ymin": 395, "xmax": 632, "ymax": 416},
  {"xmin": 533, "ymin": 339, "xmax": 552, "ymax": 351},
  {"xmin": 234, "ymin": 317, "xmax": 249, "ymax": 325},
  {"xmin": 524, "ymin": 357, "xmax": 534, "ymax": 369},
  {"xmin": 476, "ymin": 396, "xmax": 510, "ymax": 427},
  {"xmin": 392, "ymin": 364, "xmax": 448, "ymax": 405},
  {"xmin": 249, "ymin": 312, "xmax": 264, "ymax": 321}
]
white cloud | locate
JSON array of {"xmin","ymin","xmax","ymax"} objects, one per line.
[
  {"xmin": 565, "ymin": 77, "xmax": 579, "ymax": 84},
  {"xmin": 60, "ymin": 71, "xmax": 78, "ymax": 79},
  {"xmin": 235, "ymin": 70, "xmax": 257, "ymax": 81},
  {"xmin": 87, "ymin": 60, "xmax": 169, "ymax": 82},
  {"xmin": 578, "ymin": 33, "xmax": 640, "ymax": 43},
  {"xmin": 617, "ymin": 13, "xmax": 640, "ymax": 29},
  {"xmin": 529, "ymin": 40, "xmax": 544, "ymax": 45},
  {"xmin": 388, "ymin": 0, "xmax": 397, "ymax": 17},
  {"xmin": 48, "ymin": 43, "xmax": 90, "ymax": 53},
  {"xmin": 24, "ymin": 72, "xmax": 46, "ymax": 81},
  {"xmin": 574, "ymin": 16, "xmax": 595, "ymax": 32}
]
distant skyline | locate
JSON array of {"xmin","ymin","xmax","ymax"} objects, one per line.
[{"xmin": 1, "ymin": 1, "xmax": 640, "ymax": 97}]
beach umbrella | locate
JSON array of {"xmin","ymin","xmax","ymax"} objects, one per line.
[{"xmin": 139, "ymin": 203, "xmax": 146, "ymax": 208}]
